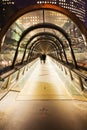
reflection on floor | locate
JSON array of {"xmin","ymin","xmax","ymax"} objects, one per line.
[
  {"xmin": 0, "ymin": 57, "xmax": 87, "ymax": 130},
  {"xmin": 16, "ymin": 57, "xmax": 87, "ymax": 101}
]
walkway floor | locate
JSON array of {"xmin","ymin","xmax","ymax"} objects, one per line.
[
  {"xmin": 16, "ymin": 57, "xmax": 87, "ymax": 101},
  {"xmin": 0, "ymin": 57, "xmax": 87, "ymax": 130}
]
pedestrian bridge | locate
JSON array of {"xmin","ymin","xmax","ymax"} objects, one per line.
[
  {"xmin": 0, "ymin": 56, "xmax": 87, "ymax": 130},
  {"xmin": 0, "ymin": 4, "xmax": 87, "ymax": 130},
  {"xmin": 0, "ymin": 4, "xmax": 87, "ymax": 98}
]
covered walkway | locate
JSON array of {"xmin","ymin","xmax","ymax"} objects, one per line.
[
  {"xmin": 16, "ymin": 57, "xmax": 86, "ymax": 101},
  {"xmin": 0, "ymin": 3, "xmax": 87, "ymax": 130},
  {"xmin": 0, "ymin": 57, "xmax": 87, "ymax": 130},
  {"xmin": 0, "ymin": 4, "xmax": 87, "ymax": 97}
]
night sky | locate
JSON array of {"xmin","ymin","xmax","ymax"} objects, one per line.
[{"xmin": 14, "ymin": 0, "xmax": 36, "ymax": 8}]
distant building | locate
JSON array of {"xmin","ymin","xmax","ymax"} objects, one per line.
[
  {"xmin": 2, "ymin": 0, "xmax": 15, "ymax": 5},
  {"xmin": 0, "ymin": 0, "xmax": 17, "ymax": 29},
  {"xmin": 0, "ymin": 0, "xmax": 87, "ymax": 30},
  {"xmin": 36, "ymin": 0, "xmax": 86, "ymax": 23}
]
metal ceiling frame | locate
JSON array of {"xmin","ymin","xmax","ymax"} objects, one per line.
[
  {"xmin": 26, "ymin": 38, "xmax": 62, "ymax": 62},
  {"xmin": 22, "ymin": 35, "xmax": 67, "ymax": 64},
  {"xmin": 27, "ymin": 40, "xmax": 59, "ymax": 63},
  {"xmin": 0, "ymin": 4, "xmax": 87, "ymax": 44},
  {"xmin": 0, "ymin": 4, "xmax": 86, "ymax": 73},
  {"xmin": 12, "ymin": 23, "xmax": 77, "ymax": 68},
  {"xmin": 27, "ymin": 32, "xmax": 68, "ymax": 63}
]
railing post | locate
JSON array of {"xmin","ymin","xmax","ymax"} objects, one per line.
[
  {"xmin": 64, "ymin": 67, "xmax": 67, "ymax": 75},
  {"xmin": 69, "ymin": 69, "xmax": 73, "ymax": 80},
  {"xmin": 26, "ymin": 65, "xmax": 28, "ymax": 71},
  {"xmin": 61, "ymin": 65, "xmax": 63, "ymax": 71},
  {"xmin": 6, "ymin": 75, "xmax": 11, "ymax": 89},
  {"xmin": 16, "ymin": 69, "xmax": 20, "ymax": 80},
  {"xmin": 78, "ymin": 76, "xmax": 84, "ymax": 91},
  {"xmin": 22, "ymin": 67, "xmax": 26, "ymax": 75}
]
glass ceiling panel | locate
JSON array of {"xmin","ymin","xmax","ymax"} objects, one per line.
[
  {"xmin": 0, "ymin": 9, "xmax": 87, "ymax": 75},
  {"xmin": 15, "ymin": 10, "xmax": 72, "ymax": 49},
  {"xmin": 16, "ymin": 10, "xmax": 70, "ymax": 31},
  {"xmin": 44, "ymin": 10, "xmax": 69, "ymax": 28},
  {"xmin": 16, "ymin": 10, "xmax": 43, "ymax": 30},
  {"xmin": 20, "ymin": 28, "xmax": 68, "ymax": 49}
]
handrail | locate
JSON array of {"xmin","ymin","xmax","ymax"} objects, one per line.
[
  {"xmin": 51, "ymin": 56, "xmax": 87, "ymax": 81},
  {"xmin": 0, "ymin": 58, "xmax": 38, "ymax": 80}
]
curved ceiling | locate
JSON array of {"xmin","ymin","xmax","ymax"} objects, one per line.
[{"xmin": 0, "ymin": 4, "xmax": 87, "ymax": 75}]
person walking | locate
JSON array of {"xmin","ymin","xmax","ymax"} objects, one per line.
[
  {"xmin": 40, "ymin": 53, "xmax": 46, "ymax": 64},
  {"xmin": 40, "ymin": 54, "xmax": 43, "ymax": 64},
  {"xmin": 42, "ymin": 53, "xmax": 46, "ymax": 64}
]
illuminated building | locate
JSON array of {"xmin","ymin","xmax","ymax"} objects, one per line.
[
  {"xmin": 36, "ymin": 0, "xmax": 86, "ymax": 22},
  {"xmin": 2, "ymin": 0, "xmax": 15, "ymax": 5},
  {"xmin": 0, "ymin": 0, "xmax": 87, "ymax": 30},
  {"xmin": 0, "ymin": 0, "xmax": 17, "ymax": 29}
]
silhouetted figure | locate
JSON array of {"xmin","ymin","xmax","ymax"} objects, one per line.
[
  {"xmin": 42, "ymin": 54, "xmax": 46, "ymax": 64},
  {"xmin": 40, "ymin": 54, "xmax": 43, "ymax": 64},
  {"xmin": 40, "ymin": 53, "xmax": 46, "ymax": 64}
]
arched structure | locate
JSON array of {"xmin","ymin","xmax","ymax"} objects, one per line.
[
  {"xmin": 21, "ymin": 32, "xmax": 68, "ymax": 64},
  {"xmin": 0, "ymin": 4, "xmax": 87, "ymax": 77},
  {"xmin": 12, "ymin": 23, "xmax": 77, "ymax": 67},
  {"xmin": 0, "ymin": 4, "xmax": 87, "ymax": 42}
]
